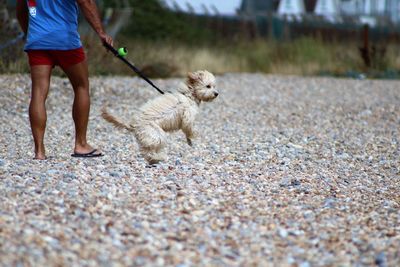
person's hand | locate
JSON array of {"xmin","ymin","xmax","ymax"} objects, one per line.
[{"xmin": 99, "ymin": 32, "xmax": 113, "ymax": 48}]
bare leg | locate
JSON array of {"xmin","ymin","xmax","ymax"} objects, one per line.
[
  {"xmin": 29, "ymin": 65, "xmax": 52, "ymax": 160},
  {"xmin": 62, "ymin": 60, "xmax": 100, "ymax": 155}
]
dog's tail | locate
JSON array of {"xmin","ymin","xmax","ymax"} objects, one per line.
[{"xmin": 101, "ymin": 107, "xmax": 133, "ymax": 131}]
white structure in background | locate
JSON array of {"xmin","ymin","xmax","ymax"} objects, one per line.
[
  {"xmin": 339, "ymin": 0, "xmax": 400, "ymax": 25},
  {"xmin": 360, "ymin": 0, "xmax": 380, "ymax": 26},
  {"xmin": 277, "ymin": 0, "xmax": 305, "ymax": 21},
  {"xmin": 376, "ymin": 0, "xmax": 400, "ymax": 24},
  {"xmin": 314, "ymin": 0, "xmax": 341, "ymax": 23},
  {"xmin": 388, "ymin": 0, "xmax": 400, "ymax": 24}
]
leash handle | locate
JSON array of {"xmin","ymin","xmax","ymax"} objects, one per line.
[
  {"xmin": 103, "ymin": 42, "xmax": 119, "ymax": 56},
  {"xmin": 103, "ymin": 42, "xmax": 165, "ymax": 95}
]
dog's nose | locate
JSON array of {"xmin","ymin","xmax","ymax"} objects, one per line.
[{"xmin": 214, "ymin": 92, "xmax": 219, "ymax": 97}]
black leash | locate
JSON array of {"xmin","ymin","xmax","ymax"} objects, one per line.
[{"xmin": 103, "ymin": 43, "xmax": 165, "ymax": 95}]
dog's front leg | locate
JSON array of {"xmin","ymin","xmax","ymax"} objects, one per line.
[
  {"xmin": 182, "ymin": 123, "xmax": 195, "ymax": 146},
  {"xmin": 181, "ymin": 109, "xmax": 197, "ymax": 147}
]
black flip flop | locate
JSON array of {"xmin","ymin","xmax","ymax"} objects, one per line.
[{"xmin": 71, "ymin": 149, "xmax": 103, "ymax": 158}]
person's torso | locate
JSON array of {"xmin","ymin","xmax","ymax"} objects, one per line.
[{"xmin": 25, "ymin": 0, "xmax": 82, "ymax": 51}]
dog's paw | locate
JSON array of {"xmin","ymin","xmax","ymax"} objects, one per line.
[{"xmin": 186, "ymin": 138, "xmax": 193, "ymax": 147}]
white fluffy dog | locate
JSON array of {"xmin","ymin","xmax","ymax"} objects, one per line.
[{"xmin": 102, "ymin": 70, "xmax": 218, "ymax": 164}]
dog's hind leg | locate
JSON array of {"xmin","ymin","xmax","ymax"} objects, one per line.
[
  {"xmin": 141, "ymin": 144, "xmax": 167, "ymax": 165},
  {"xmin": 141, "ymin": 148, "xmax": 167, "ymax": 165},
  {"xmin": 135, "ymin": 123, "xmax": 167, "ymax": 164}
]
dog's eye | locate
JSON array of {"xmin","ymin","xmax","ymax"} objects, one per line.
[{"xmin": 206, "ymin": 85, "xmax": 211, "ymax": 88}]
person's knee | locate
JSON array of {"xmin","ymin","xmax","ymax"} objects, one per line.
[
  {"xmin": 73, "ymin": 84, "xmax": 89, "ymax": 94},
  {"xmin": 31, "ymin": 86, "xmax": 49, "ymax": 101}
]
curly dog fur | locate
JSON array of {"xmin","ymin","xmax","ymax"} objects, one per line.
[{"xmin": 102, "ymin": 70, "xmax": 218, "ymax": 164}]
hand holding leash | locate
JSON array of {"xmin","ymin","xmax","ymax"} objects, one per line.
[{"xmin": 100, "ymin": 33, "xmax": 114, "ymax": 48}]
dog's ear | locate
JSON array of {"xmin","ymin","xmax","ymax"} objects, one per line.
[{"xmin": 187, "ymin": 72, "xmax": 199, "ymax": 86}]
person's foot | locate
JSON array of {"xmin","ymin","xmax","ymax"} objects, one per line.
[
  {"xmin": 34, "ymin": 155, "xmax": 47, "ymax": 160},
  {"xmin": 34, "ymin": 150, "xmax": 46, "ymax": 160},
  {"xmin": 74, "ymin": 143, "xmax": 102, "ymax": 156}
]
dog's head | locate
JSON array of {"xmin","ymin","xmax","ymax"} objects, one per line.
[{"xmin": 186, "ymin": 70, "xmax": 218, "ymax": 102}]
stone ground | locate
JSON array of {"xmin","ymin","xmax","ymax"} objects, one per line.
[{"xmin": 0, "ymin": 74, "xmax": 399, "ymax": 266}]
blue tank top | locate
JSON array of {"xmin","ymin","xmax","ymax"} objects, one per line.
[{"xmin": 25, "ymin": 0, "xmax": 82, "ymax": 51}]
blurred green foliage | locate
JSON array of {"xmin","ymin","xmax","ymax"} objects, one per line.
[{"xmin": 102, "ymin": 0, "xmax": 213, "ymax": 43}]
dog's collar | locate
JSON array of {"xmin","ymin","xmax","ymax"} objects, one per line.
[
  {"xmin": 175, "ymin": 88, "xmax": 201, "ymax": 106},
  {"xmin": 188, "ymin": 91, "xmax": 201, "ymax": 106}
]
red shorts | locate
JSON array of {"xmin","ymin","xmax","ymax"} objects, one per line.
[{"xmin": 27, "ymin": 47, "xmax": 86, "ymax": 69}]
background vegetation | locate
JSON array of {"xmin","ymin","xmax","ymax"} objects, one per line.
[{"xmin": 1, "ymin": 0, "xmax": 400, "ymax": 78}]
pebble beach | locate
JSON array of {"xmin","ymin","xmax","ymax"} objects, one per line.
[{"xmin": 0, "ymin": 73, "xmax": 399, "ymax": 266}]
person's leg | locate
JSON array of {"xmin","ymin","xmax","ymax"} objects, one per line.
[
  {"xmin": 62, "ymin": 60, "xmax": 101, "ymax": 155},
  {"xmin": 29, "ymin": 65, "xmax": 52, "ymax": 160}
]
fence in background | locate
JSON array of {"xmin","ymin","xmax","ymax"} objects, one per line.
[{"xmin": 192, "ymin": 12, "xmax": 400, "ymax": 44}]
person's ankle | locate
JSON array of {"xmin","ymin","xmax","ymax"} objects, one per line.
[
  {"xmin": 75, "ymin": 141, "xmax": 89, "ymax": 149},
  {"xmin": 34, "ymin": 153, "xmax": 46, "ymax": 160},
  {"xmin": 74, "ymin": 142, "xmax": 95, "ymax": 153}
]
